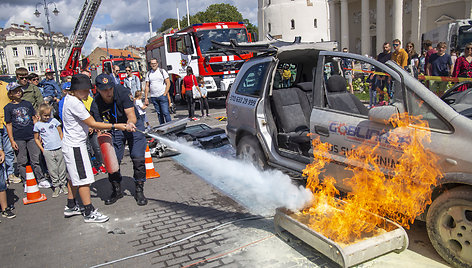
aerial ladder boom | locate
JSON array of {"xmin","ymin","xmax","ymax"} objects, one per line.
[{"xmin": 61, "ymin": 0, "xmax": 101, "ymax": 76}]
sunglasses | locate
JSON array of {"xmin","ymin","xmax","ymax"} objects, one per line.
[
  {"xmin": 466, "ymin": 47, "xmax": 472, "ymax": 50},
  {"xmin": 393, "ymin": 44, "xmax": 399, "ymax": 47},
  {"xmin": 18, "ymin": 76, "xmax": 28, "ymax": 80},
  {"xmin": 32, "ymin": 78, "xmax": 39, "ymax": 81},
  {"xmin": 126, "ymin": 70, "xmax": 131, "ymax": 72}
]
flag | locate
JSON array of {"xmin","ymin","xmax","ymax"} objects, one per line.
[{"xmin": 24, "ymin": 21, "xmax": 31, "ymax": 26}]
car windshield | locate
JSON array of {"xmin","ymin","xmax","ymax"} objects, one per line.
[
  {"xmin": 0, "ymin": 75, "xmax": 16, "ymax": 83},
  {"xmin": 113, "ymin": 60, "xmax": 138, "ymax": 72},
  {"xmin": 197, "ymin": 28, "xmax": 248, "ymax": 54}
]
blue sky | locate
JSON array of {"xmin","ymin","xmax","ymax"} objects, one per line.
[{"xmin": 0, "ymin": 0, "xmax": 258, "ymax": 55}]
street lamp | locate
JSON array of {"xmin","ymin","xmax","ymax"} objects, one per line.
[
  {"xmin": 99, "ymin": 29, "xmax": 114, "ymax": 58},
  {"xmin": 34, "ymin": 0, "xmax": 60, "ymax": 82}
]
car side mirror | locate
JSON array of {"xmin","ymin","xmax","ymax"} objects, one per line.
[{"xmin": 368, "ymin": 105, "xmax": 399, "ymax": 124}]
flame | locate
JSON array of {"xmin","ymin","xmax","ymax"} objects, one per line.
[{"xmin": 301, "ymin": 113, "xmax": 442, "ymax": 244}]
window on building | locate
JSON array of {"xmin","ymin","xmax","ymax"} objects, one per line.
[
  {"xmin": 314, "ymin": 19, "xmax": 318, "ymax": 28},
  {"xmin": 291, "ymin": 19, "xmax": 295, "ymax": 30},
  {"xmin": 12, "ymin": 47, "xmax": 18, "ymax": 57},
  {"xmin": 27, "ymin": 63, "xmax": 38, "ymax": 72},
  {"xmin": 268, "ymin": 23, "xmax": 271, "ymax": 33},
  {"xmin": 14, "ymin": 63, "xmax": 20, "ymax": 68},
  {"xmin": 25, "ymin": 46, "xmax": 34, "ymax": 56}
]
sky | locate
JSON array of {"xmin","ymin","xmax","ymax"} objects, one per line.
[{"xmin": 0, "ymin": 0, "xmax": 258, "ymax": 55}]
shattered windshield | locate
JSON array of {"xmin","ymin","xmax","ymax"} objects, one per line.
[{"xmin": 197, "ymin": 28, "xmax": 248, "ymax": 54}]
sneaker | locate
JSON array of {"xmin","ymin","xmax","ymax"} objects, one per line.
[
  {"xmin": 61, "ymin": 185, "xmax": 69, "ymax": 195},
  {"xmin": 52, "ymin": 187, "xmax": 61, "ymax": 198},
  {"xmin": 38, "ymin": 180, "xmax": 52, "ymax": 188},
  {"xmin": 83, "ymin": 209, "xmax": 109, "ymax": 223},
  {"xmin": 8, "ymin": 174, "xmax": 21, "ymax": 184},
  {"xmin": 92, "ymin": 167, "xmax": 99, "ymax": 175},
  {"xmin": 99, "ymin": 166, "xmax": 107, "ymax": 174},
  {"xmin": 192, "ymin": 117, "xmax": 199, "ymax": 121},
  {"xmin": 64, "ymin": 205, "xmax": 82, "ymax": 218},
  {"xmin": 1, "ymin": 208, "xmax": 16, "ymax": 219}
]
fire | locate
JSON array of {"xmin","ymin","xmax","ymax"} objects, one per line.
[{"xmin": 301, "ymin": 113, "xmax": 443, "ymax": 244}]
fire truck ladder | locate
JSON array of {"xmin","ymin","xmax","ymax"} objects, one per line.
[{"xmin": 62, "ymin": 0, "xmax": 101, "ymax": 73}]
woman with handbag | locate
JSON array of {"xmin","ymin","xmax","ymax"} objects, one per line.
[{"xmin": 182, "ymin": 66, "xmax": 201, "ymax": 120}]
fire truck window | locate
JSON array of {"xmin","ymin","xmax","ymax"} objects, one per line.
[
  {"xmin": 104, "ymin": 62, "xmax": 112, "ymax": 75},
  {"xmin": 273, "ymin": 63, "xmax": 297, "ymax": 89},
  {"xmin": 197, "ymin": 28, "xmax": 248, "ymax": 54},
  {"xmin": 236, "ymin": 63, "xmax": 268, "ymax": 96}
]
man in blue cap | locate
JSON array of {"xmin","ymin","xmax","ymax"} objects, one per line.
[{"xmin": 92, "ymin": 73, "xmax": 148, "ymax": 206}]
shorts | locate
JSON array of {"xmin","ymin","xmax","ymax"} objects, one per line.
[{"xmin": 62, "ymin": 144, "xmax": 94, "ymax": 186}]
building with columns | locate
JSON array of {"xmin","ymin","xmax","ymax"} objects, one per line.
[
  {"xmin": 0, "ymin": 23, "xmax": 68, "ymax": 75},
  {"xmin": 259, "ymin": 0, "xmax": 472, "ymax": 56}
]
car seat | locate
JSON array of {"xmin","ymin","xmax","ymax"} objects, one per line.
[{"xmin": 326, "ymin": 75, "xmax": 369, "ymax": 115}]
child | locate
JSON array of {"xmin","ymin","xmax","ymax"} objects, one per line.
[
  {"xmin": 134, "ymin": 90, "xmax": 150, "ymax": 130},
  {"xmin": 62, "ymin": 74, "xmax": 128, "ymax": 223},
  {"xmin": 33, "ymin": 103, "xmax": 68, "ymax": 197},
  {"xmin": 4, "ymin": 82, "xmax": 46, "ymax": 188},
  {"xmin": 197, "ymin": 76, "xmax": 209, "ymax": 117}
]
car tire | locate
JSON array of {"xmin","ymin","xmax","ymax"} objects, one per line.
[
  {"xmin": 236, "ymin": 136, "xmax": 268, "ymax": 170},
  {"xmin": 426, "ymin": 186, "xmax": 472, "ymax": 268}
]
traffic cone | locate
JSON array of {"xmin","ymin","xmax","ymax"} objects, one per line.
[
  {"xmin": 23, "ymin": 165, "xmax": 47, "ymax": 205},
  {"xmin": 145, "ymin": 145, "xmax": 160, "ymax": 179}
]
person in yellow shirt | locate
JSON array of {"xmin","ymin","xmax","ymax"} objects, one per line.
[
  {"xmin": 282, "ymin": 64, "xmax": 292, "ymax": 87},
  {"xmin": 0, "ymin": 81, "xmax": 20, "ymax": 184},
  {"xmin": 391, "ymin": 39, "xmax": 408, "ymax": 69}
]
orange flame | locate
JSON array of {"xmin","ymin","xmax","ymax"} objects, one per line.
[{"xmin": 301, "ymin": 113, "xmax": 442, "ymax": 244}]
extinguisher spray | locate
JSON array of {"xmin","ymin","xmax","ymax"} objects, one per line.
[{"xmin": 97, "ymin": 132, "xmax": 120, "ymax": 173}]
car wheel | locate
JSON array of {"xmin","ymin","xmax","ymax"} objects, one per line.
[
  {"xmin": 236, "ymin": 136, "xmax": 268, "ymax": 170},
  {"xmin": 426, "ymin": 186, "xmax": 472, "ymax": 268}
]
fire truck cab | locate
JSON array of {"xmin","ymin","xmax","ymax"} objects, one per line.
[
  {"xmin": 146, "ymin": 22, "xmax": 252, "ymax": 100},
  {"xmin": 102, "ymin": 57, "xmax": 142, "ymax": 84}
]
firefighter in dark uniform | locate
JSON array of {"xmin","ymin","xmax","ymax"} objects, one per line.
[{"xmin": 92, "ymin": 73, "xmax": 148, "ymax": 206}]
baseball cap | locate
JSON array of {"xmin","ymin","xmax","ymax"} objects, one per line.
[
  {"xmin": 62, "ymin": 82, "xmax": 71, "ymax": 90},
  {"xmin": 70, "ymin": 74, "xmax": 93, "ymax": 91},
  {"xmin": 6, "ymin": 82, "xmax": 23, "ymax": 92},
  {"xmin": 95, "ymin": 73, "xmax": 114, "ymax": 90},
  {"xmin": 45, "ymin": 68, "xmax": 55, "ymax": 73}
]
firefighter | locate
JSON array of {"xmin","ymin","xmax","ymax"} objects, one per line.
[{"xmin": 92, "ymin": 73, "xmax": 148, "ymax": 206}]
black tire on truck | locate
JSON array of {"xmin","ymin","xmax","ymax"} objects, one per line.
[
  {"xmin": 236, "ymin": 136, "xmax": 268, "ymax": 170},
  {"xmin": 426, "ymin": 186, "xmax": 472, "ymax": 268}
]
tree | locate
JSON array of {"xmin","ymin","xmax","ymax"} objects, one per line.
[{"xmin": 159, "ymin": 18, "xmax": 179, "ymax": 32}]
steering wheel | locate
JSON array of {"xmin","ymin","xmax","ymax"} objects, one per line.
[{"xmin": 440, "ymin": 81, "xmax": 472, "ymax": 104}]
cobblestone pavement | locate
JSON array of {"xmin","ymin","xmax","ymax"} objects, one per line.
[{"xmin": 0, "ymin": 100, "xmax": 450, "ymax": 267}]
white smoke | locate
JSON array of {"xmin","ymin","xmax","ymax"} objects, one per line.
[{"xmin": 154, "ymin": 135, "xmax": 313, "ymax": 216}]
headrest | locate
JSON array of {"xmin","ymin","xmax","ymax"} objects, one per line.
[
  {"xmin": 295, "ymin": 82, "xmax": 313, "ymax": 92},
  {"xmin": 326, "ymin": 75, "xmax": 347, "ymax": 93}
]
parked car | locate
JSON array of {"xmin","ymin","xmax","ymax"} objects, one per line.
[
  {"xmin": 224, "ymin": 41, "xmax": 472, "ymax": 268},
  {"xmin": 0, "ymin": 74, "xmax": 16, "ymax": 84}
]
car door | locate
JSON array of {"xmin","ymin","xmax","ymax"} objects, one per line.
[{"xmin": 310, "ymin": 52, "xmax": 405, "ymax": 192}]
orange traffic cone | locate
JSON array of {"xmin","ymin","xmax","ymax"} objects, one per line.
[
  {"xmin": 23, "ymin": 165, "xmax": 47, "ymax": 205},
  {"xmin": 145, "ymin": 145, "xmax": 160, "ymax": 179}
]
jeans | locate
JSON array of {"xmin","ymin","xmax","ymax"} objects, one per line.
[
  {"xmin": 185, "ymin": 91, "xmax": 195, "ymax": 118},
  {"xmin": 369, "ymin": 85, "xmax": 377, "ymax": 107},
  {"xmin": 109, "ymin": 115, "xmax": 146, "ymax": 183},
  {"xmin": 150, "ymin": 95, "xmax": 171, "ymax": 124},
  {"xmin": 0, "ymin": 162, "xmax": 6, "ymax": 192},
  {"xmin": 200, "ymin": 97, "xmax": 209, "ymax": 116},
  {"xmin": 0, "ymin": 128, "xmax": 14, "ymax": 177},
  {"xmin": 15, "ymin": 139, "xmax": 44, "ymax": 182}
]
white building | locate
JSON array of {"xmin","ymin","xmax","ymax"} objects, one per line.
[
  {"xmin": 258, "ymin": 0, "xmax": 472, "ymax": 56},
  {"xmin": 258, "ymin": 0, "xmax": 330, "ymax": 43},
  {"xmin": 0, "ymin": 23, "xmax": 68, "ymax": 75}
]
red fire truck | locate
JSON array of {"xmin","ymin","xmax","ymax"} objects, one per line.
[
  {"xmin": 101, "ymin": 56, "xmax": 142, "ymax": 84},
  {"xmin": 145, "ymin": 22, "xmax": 253, "ymax": 99}
]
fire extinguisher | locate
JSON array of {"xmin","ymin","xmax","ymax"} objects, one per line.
[{"xmin": 97, "ymin": 132, "xmax": 119, "ymax": 173}]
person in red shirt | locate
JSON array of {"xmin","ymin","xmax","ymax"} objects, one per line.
[
  {"xmin": 452, "ymin": 42, "xmax": 472, "ymax": 92},
  {"xmin": 181, "ymin": 67, "xmax": 202, "ymax": 120}
]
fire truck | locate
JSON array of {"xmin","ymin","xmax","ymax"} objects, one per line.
[
  {"xmin": 145, "ymin": 22, "xmax": 253, "ymax": 99},
  {"xmin": 101, "ymin": 56, "xmax": 142, "ymax": 85}
]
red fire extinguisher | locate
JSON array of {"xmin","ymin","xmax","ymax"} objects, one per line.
[{"xmin": 97, "ymin": 132, "xmax": 119, "ymax": 173}]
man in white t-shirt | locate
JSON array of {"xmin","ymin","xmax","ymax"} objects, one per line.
[{"xmin": 144, "ymin": 58, "xmax": 171, "ymax": 124}]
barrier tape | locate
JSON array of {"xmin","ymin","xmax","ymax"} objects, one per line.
[
  {"xmin": 342, "ymin": 68, "xmax": 390, "ymax": 77},
  {"xmin": 417, "ymin": 75, "xmax": 472, "ymax": 83}
]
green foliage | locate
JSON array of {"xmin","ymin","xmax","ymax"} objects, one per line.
[{"xmin": 159, "ymin": 3, "xmax": 257, "ymax": 37}]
